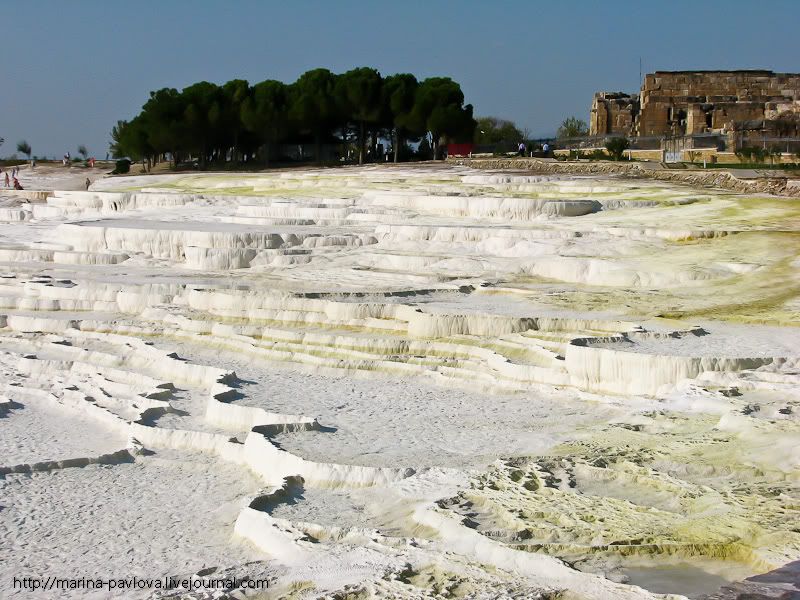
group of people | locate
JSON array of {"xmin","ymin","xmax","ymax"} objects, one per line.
[
  {"xmin": 517, "ymin": 141, "xmax": 551, "ymax": 157},
  {"xmin": 1, "ymin": 165, "xmax": 23, "ymax": 190},
  {"xmin": 63, "ymin": 152, "xmax": 96, "ymax": 167}
]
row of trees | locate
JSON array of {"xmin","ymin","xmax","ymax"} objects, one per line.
[
  {"xmin": 111, "ymin": 68, "xmax": 475, "ymax": 168},
  {"xmin": 472, "ymin": 116, "xmax": 590, "ymax": 148}
]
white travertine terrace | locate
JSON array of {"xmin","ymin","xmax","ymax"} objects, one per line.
[{"xmin": 0, "ymin": 165, "xmax": 798, "ymax": 599}]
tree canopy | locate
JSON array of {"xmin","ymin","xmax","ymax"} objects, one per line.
[
  {"xmin": 604, "ymin": 137, "xmax": 630, "ymax": 160},
  {"xmin": 557, "ymin": 116, "xmax": 589, "ymax": 139},
  {"xmin": 474, "ymin": 117, "xmax": 524, "ymax": 145},
  {"xmin": 382, "ymin": 74, "xmax": 420, "ymax": 162},
  {"xmin": 111, "ymin": 68, "xmax": 475, "ymax": 168},
  {"xmin": 240, "ymin": 80, "xmax": 290, "ymax": 167},
  {"xmin": 16, "ymin": 140, "xmax": 31, "ymax": 159}
]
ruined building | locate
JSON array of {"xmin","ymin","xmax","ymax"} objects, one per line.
[{"xmin": 590, "ymin": 70, "xmax": 800, "ymax": 139}]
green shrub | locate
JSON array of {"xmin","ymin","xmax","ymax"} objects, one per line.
[
  {"xmin": 735, "ymin": 147, "xmax": 752, "ymax": 163},
  {"xmin": 586, "ymin": 149, "xmax": 607, "ymax": 161},
  {"xmin": 736, "ymin": 146, "xmax": 767, "ymax": 164},
  {"xmin": 112, "ymin": 159, "xmax": 131, "ymax": 174},
  {"xmin": 604, "ymin": 137, "xmax": 630, "ymax": 161}
]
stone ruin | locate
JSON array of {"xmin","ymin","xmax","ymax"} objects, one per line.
[{"xmin": 590, "ymin": 70, "xmax": 800, "ymax": 144}]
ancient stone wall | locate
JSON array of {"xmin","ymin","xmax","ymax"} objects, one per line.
[
  {"xmin": 590, "ymin": 93, "xmax": 638, "ymax": 136},
  {"xmin": 637, "ymin": 71, "xmax": 800, "ymax": 136},
  {"xmin": 589, "ymin": 71, "xmax": 800, "ymax": 138}
]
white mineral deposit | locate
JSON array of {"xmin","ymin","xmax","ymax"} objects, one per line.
[{"xmin": 0, "ymin": 164, "xmax": 798, "ymax": 599}]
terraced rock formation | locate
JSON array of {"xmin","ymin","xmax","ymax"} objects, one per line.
[{"xmin": 0, "ymin": 165, "xmax": 797, "ymax": 599}]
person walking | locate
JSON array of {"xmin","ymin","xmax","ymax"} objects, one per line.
[
  {"xmin": 3, "ymin": 172, "xmax": 9, "ymax": 188},
  {"xmin": 85, "ymin": 178, "xmax": 91, "ymax": 190}
]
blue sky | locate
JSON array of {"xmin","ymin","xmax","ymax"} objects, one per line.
[{"xmin": 2, "ymin": 0, "xmax": 799, "ymax": 158}]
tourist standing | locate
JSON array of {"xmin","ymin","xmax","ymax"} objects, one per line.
[
  {"xmin": 3, "ymin": 172, "xmax": 9, "ymax": 188},
  {"xmin": 85, "ymin": 178, "xmax": 91, "ymax": 190}
]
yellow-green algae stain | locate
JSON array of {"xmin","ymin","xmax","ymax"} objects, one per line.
[{"xmin": 441, "ymin": 409, "xmax": 799, "ymax": 572}]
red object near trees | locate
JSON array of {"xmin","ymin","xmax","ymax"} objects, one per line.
[{"xmin": 446, "ymin": 143, "xmax": 474, "ymax": 157}]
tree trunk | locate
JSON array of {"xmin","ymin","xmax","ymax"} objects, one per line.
[
  {"xmin": 264, "ymin": 141, "xmax": 270, "ymax": 169},
  {"xmin": 358, "ymin": 121, "xmax": 365, "ymax": 165},
  {"xmin": 394, "ymin": 129, "xmax": 399, "ymax": 163},
  {"xmin": 314, "ymin": 134, "xmax": 322, "ymax": 165}
]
